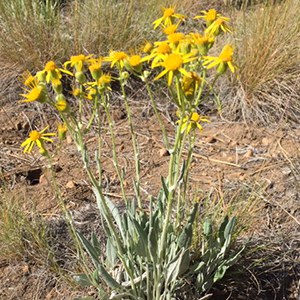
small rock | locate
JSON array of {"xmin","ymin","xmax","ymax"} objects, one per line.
[
  {"xmin": 22, "ymin": 264, "xmax": 29, "ymax": 274},
  {"xmin": 39, "ymin": 174, "xmax": 48, "ymax": 185},
  {"xmin": 244, "ymin": 149, "xmax": 254, "ymax": 158},
  {"xmin": 66, "ymin": 135, "xmax": 72, "ymax": 144},
  {"xmin": 66, "ymin": 180, "xmax": 75, "ymax": 189},
  {"xmin": 262, "ymin": 137, "xmax": 272, "ymax": 145},
  {"xmin": 159, "ymin": 148, "xmax": 170, "ymax": 157}
]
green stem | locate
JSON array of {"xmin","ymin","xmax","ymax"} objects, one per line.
[
  {"xmin": 145, "ymin": 80, "xmax": 170, "ymax": 149},
  {"xmin": 102, "ymin": 93, "xmax": 128, "ymax": 204},
  {"xmin": 118, "ymin": 68, "xmax": 142, "ymax": 209}
]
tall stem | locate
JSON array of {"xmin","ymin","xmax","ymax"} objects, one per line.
[
  {"xmin": 145, "ymin": 80, "xmax": 170, "ymax": 149},
  {"xmin": 118, "ymin": 69, "xmax": 142, "ymax": 208},
  {"xmin": 102, "ymin": 94, "xmax": 128, "ymax": 204}
]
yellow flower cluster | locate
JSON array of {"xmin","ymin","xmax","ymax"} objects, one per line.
[{"xmin": 20, "ymin": 6, "xmax": 236, "ymax": 153}]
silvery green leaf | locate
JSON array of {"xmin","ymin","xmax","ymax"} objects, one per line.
[
  {"xmin": 203, "ymin": 219, "xmax": 213, "ymax": 238},
  {"xmin": 218, "ymin": 215, "xmax": 229, "ymax": 245},
  {"xmin": 161, "ymin": 176, "xmax": 170, "ymax": 198},
  {"xmin": 131, "ymin": 218, "xmax": 148, "ymax": 257},
  {"xmin": 73, "ymin": 273, "xmax": 94, "ymax": 287},
  {"xmin": 178, "ymin": 203, "xmax": 198, "ymax": 248},
  {"xmin": 214, "ymin": 245, "xmax": 245, "ymax": 282},
  {"xmin": 76, "ymin": 231, "xmax": 121, "ymax": 290},
  {"xmin": 106, "ymin": 237, "xmax": 117, "ymax": 268},
  {"xmin": 166, "ymin": 248, "xmax": 190, "ymax": 285},
  {"xmin": 76, "ymin": 231, "xmax": 100, "ymax": 266},
  {"xmin": 91, "ymin": 232, "xmax": 101, "ymax": 257},
  {"xmin": 224, "ymin": 217, "xmax": 236, "ymax": 241}
]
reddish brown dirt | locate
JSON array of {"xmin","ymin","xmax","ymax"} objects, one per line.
[{"xmin": 0, "ymin": 96, "xmax": 299, "ymax": 299}]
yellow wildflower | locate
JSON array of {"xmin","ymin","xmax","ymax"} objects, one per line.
[
  {"xmin": 21, "ymin": 126, "xmax": 55, "ymax": 154},
  {"xmin": 57, "ymin": 123, "xmax": 67, "ymax": 141},
  {"xmin": 194, "ymin": 9, "xmax": 218, "ymax": 25},
  {"xmin": 42, "ymin": 60, "xmax": 73, "ymax": 84},
  {"xmin": 181, "ymin": 72, "xmax": 202, "ymax": 96},
  {"xmin": 179, "ymin": 112, "xmax": 209, "ymax": 134},
  {"xmin": 153, "ymin": 52, "xmax": 197, "ymax": 86},
  {"xmin": 88, "ymin": 58, "xmax": 102, "ymax": 80},
  {"xmin": 153, "ymin": 6, "xmax": 185, "ymax": 29},
  {"xmin": 125, "ymin": 55, "xmax": 143, "ymax": 73},
  {"xmin": 22, "ymin": 71, "xmax": 37, "ymax": 88},
  {"xmin": 20, "ymin": 72, "xmax": 47, "ymax": 103},
  {"xmin": 51, "ymin": 78, "xmax": 63, "ymax": 94},
  {"xmin": 64, "ymin": 54, "xmax": 93, "ymax": 72},
  {"xmin": 167, "ymin": 32, "xmax": 185, "ymax": 46},
  {"xmin": 55, "ymin": 94, "xmax": 69, "ymax": 112},
  {"xmin": 205, "ymin": 18, "xmax": 232, "ymax": 37},
  {"xmin": 203, "ymin": 44, "xmax": 236, "ymax": 74},
  {"xmin": 142, "ymin": 41, "xmax": 153, "ymax": 54},
  {"xmin": 142, "ymin": 41, "xmax": 172, "ymax": 67},
  {"xmin": 188, "ymin": 32, "xmax": 214, "ymax": 55},
  {"xmin": 163, "ymin": 24, "xmax": 178, "ymax": 35},
  {"xmin": 104, "ymin": 51, "xmax": 128, "ymax": 69}
]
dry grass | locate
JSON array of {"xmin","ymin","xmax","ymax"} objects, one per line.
[
  {"xmin": 0, "ymin": 188, "xmax": 59, "ymax": 270},
  {"xmin": 0, "ymin": 0, "xmax": 200, "ymax": 75},
  {"xmin": 219, "ymin": 0, "xmax": 300, "ymax": 124}
]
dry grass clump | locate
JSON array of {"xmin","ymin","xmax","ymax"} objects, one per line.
[
  {"xmin": 0, "ymin": 188, "xmax": 58, "ymax": 269},
  {"xmin": 0, "ymin": 0, "xmax": 68, "ymax": 70},
  {"xmin": 220, "ymin": 0, "xmax": 300, "ymax": 124},
  {"xmin": 0, "ymin": 0, "xmax": 200, "ymax": 77}
]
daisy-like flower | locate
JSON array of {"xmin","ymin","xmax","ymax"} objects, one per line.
[
  {"xmin": 205, "ymin": 17, "xmax": 232, "ymax": 37},
  {"xmin": 167, "ymin": 32, "xmax": 185, "ymax": 47},
  {"xmin": 104, "ymin": 51, "xmax": 128, "ymax": 69},
  {"xmin": 188, "ymin": 32, "xmax": 215, "ymax": 55},
  {"xmin": 20, "ymin": 71, "xmax": 47, "ymax": 103},
  {"xmin": 142, "ymin": 41, "xmax": 172, "ymax": 67},
  {"xmin": 194, "ymin": 9, "xmax": 218, "ymax": 26},
  {"xmin": 57, "ymin": 122, "xmax": 67, "ymax": 141},
  {"xmin": 88, "ymin": 58, "xmax": 102, "ymax": 80},
  {"xmin": 153, "ymin": 52, "xmax": 197, "ymax": 86},
  {"xmin": 181, "ymin": 72, "xmax": 202, "ymax": 96},
  {"xmin": 64, "ymin": 54, "xmax": 93, "ymax": 72},
  {"xmin": 203, "ymin": 44, "xmax": 236, "ymax": 74},
  {"xmin": 179, "ymin": 112, "xmax": 209, "ymax": 134},
  {"xmin": 142, "ymin": 41, "xmax": 153, "ymax": 54},
  {"xmin": 153, "ymin": 6, "xmax": 185, "ymax": 29},
  {"xmin": 125, "ymin": 55, "xmax": 143, "ymax": 73},
  {"xmin": 162, "ymin": 23, "xmax": 179, "ymax": 35},
  {"xmin": 21, "ymin": 126, "xmax": 55, "ymax": 154}
]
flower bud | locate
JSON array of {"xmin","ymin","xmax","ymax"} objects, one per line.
[
  {"xmin": 52, "ymin": 79, "xmax": 63, "ymax": 94},
  {"xmin": 75, "ymin": 71, "xmax": 87, "ymax": 83},
  {"xmin": 55, "ymin": 94, "xmax": 69, "ymax": 112},
  {"xmin": 216, "ymin": 62, "xmax": 228, "ymax": 75},
  {"xmin": 36, "ymin": 70, "xmax": 47, "ymax": 82}
]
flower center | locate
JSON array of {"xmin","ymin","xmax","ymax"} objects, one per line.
[
  {"xmin": 129, "ymin": 55, "xmax": 141, "ymax": 67},
  {"xmin": 164, "ymin": 54, "xmax": 183, "ymax": 71},
  {"xmin": 113, "ymin": 52, "xmax": 127, "ymax": 61},
  {"xmin": 219, "ymin": 45, "xmax": 233, "ymax": 62},
  {"xmin": 157, "ymin": 43, "xmax": 171, "ymax": 54},
  {"xmin": 29, "ymin": 130, "xmax": 41, "ymax": 141},
  {"xmin": 163, "ymin": 8, "xmax": 174, "ymax": 18},
  {"xmin": 191, "ymin": 112, "xmax": 200, "ymax": 122},
  {"xmin": 206, "ymin": 9, "xmax": 217, "ymax": 21},
  {"xmin": 168, "ymin": 33, "xmax": 185, "ymax": 44},
  {"xmin": 163, "ymin": 24, "xmax": 177, "ymax": 35},
  {"xmin": 45, "ymin": 61, "xmax": 57, "ymax": 72}
]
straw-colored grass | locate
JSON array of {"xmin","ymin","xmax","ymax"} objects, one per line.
[
  {"xmin": 220, "ymin": 0, "xmax": 300, "ymax": 123},
  {"xmin": 0, "ymin": 0, "xmax": 200, "ymax": 75}
]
